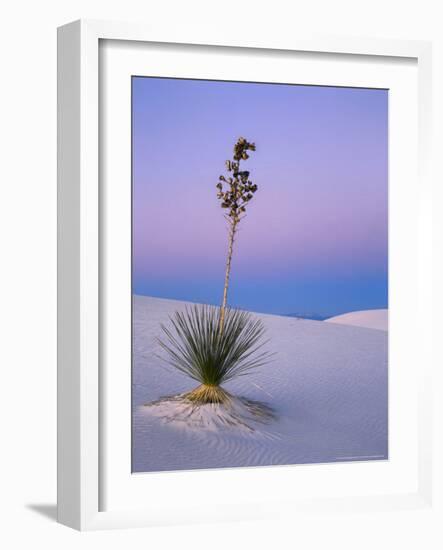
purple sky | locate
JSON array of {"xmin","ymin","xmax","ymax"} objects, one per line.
[{"xmin": 132, "ymin": 77, "xmax": 388, "ymax": 317}]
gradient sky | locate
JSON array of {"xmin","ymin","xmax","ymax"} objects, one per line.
[{"xmin": 132, "ymin": 77, "xmax": 388, "ymax": 317}]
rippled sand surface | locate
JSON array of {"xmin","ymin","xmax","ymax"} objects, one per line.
[{"xmin": 132, "ymin": 295, "xmax": 388, "ymax": 473}]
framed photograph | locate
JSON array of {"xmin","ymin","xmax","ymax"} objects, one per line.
[{"xmin": 57, "ymin": 19, "xmax": 434, "ymax": 530}]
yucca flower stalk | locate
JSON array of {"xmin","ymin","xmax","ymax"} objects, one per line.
[
  {"xmin": 217, "ymin": 137, "xmax": 257, "ymax": 333},
  {"xmin": 157, "ymin": 137, "xmax": 271, "ymax": 405}
]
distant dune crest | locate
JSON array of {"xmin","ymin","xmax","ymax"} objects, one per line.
[{"xmin": 326, "ymin": 309, "xmax": 388, "ymax": 331}]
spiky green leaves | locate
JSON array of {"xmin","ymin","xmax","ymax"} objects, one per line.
[
  {"xmin": 157, "ymin": 305, "xmax": 273, "ymax": 387},
  {"xmin": 216, "ymin": 137, "xmax": 257, "ymax": 221}
]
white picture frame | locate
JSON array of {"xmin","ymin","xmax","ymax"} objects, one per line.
[{"xmin": 57, "ymin": 19, "xmax": 434, "ymax": 531}]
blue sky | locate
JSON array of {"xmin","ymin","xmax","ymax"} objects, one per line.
[{"xmin": 132, "ymin": 77, "xmax": 388, "ymax": 317}]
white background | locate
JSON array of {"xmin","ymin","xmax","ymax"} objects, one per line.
[{"xmin": 1, "ymin": 1, "xmax": 442, "ymax": 548}]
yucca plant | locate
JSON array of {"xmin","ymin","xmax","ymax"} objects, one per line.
[
  {"xmin": 158, "ymin": 137, "xmax": 271, "ymax": 405},
  {"xmin": 157, "ymin": 305, "xmax": 271, "ymax": 404}
]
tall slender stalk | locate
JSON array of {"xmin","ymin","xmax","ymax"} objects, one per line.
[
  {"xmin": 216, "ymin": 138, "xmax": 257, "ymax": 333},
  {"xmin": 220, "ymin": 217, "xmax": 238, "ymax": 330}
]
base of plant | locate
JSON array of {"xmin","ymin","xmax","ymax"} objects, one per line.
[
  {"xmin": 144, "ymin": 390, "xmax": 276, "ymax": 433},
  {"xmin": 184, "ymin": 384, "xmax": 231, "ymax": 405}
]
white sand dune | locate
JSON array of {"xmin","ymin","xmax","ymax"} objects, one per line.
[
  {"xmin": 132, "ymin": 295, "xmax": 388, "ymax": 473},
  {"xmin": 325, "ymin": 309, "xmax": 388, "ymax": 331}
]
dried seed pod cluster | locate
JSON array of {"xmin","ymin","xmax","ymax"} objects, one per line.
[{"xmin": 216, "ymin": 137, "xmax": 257, "ymax": 219}]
